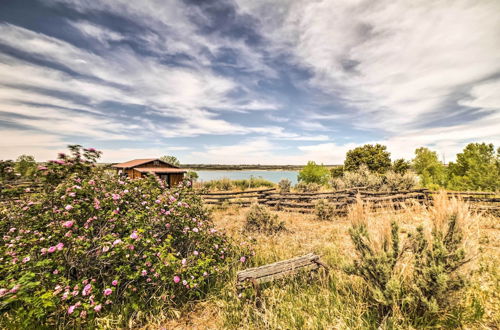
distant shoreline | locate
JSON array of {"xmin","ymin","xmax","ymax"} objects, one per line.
[{"xmin": 181, "ymin": 164, "xmax": 341, "ymax": 171}]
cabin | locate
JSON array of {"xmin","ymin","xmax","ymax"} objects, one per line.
[{"xmin": 111, "ymin": 159, "xmax": 187, "ymax": 187}]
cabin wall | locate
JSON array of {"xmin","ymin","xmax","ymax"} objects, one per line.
[{"xmin": 169, "ymin": 173, "xmax": 185, "ymax": 186}]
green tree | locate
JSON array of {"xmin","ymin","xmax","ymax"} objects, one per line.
[
  {"xmin": 447, "ymin": 143, "xmax": 499, "ymax": 191},
  {"xmin": 412, "ymin": 147, "xmax": 447, "ymax": 188},
  {"xmin": 344, "ymin": 144, "xmax": 391, "ymax": 173},
  {"xmin": 15, "ymin": 154, "xmax": 37, "ymax": 178},
  {"xmin": 160, "ymin": 155, "xmax": 181, "ymax": 167},
  {"xmin": 298, "ymin": 161, "xmax": 330, "ymax": 185},
  {"xmin": 0, "ymin": 160, "xmax": 16, "ymax": 182},
  {"xmin": 392, "ymin": 158, "xmax": 411, "ymax": 174}
]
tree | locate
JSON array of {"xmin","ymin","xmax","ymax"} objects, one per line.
[
  {"xmin": 0, "ymin": 160, "xmax": 16, "ymax": 182},
  {"xmin": 344, "ymin": 144, "xmax": 391, "ymax": 173},
  {"xmin": 160, "ymin": 155, "xmax": 181, "ymax": 167},
  {"xmin": 412, "ymin": 147, "xmax": 447, "ymax": 188},
  {"xmin": 297, "ymin": 161, "xmax": 330, "ymax": 185},
  {"xmin": 392, "ymin": 158, "xmax": 411, "ymax": 174},
  {"xmin": 447, "ymin": 143, "xmax": 499, "ymax": 191},
  {"xmin": 15, "ymin": 154, "xmax": 37, "ymax": 178}
]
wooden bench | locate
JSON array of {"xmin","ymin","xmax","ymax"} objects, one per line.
[{"xmin": 236, "ymin": 253, "xmax": 328, "ymax": 292}]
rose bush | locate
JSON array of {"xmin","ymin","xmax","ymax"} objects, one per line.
[{"xmin": 0, "ymin": 150, "xmax": 236, "ymax": 327}]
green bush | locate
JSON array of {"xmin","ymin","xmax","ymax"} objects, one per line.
[
  {"xmin": 0, "ymin": 150, "xmax": 235, "ymax": 328},
  {"xmin": 412, "ymin": 147, "xmax": 447, "ymax": 188},
  {"xmin": 244, "ymin": 204, "xmax": 285, "ymax": 234},
  {"xmin": 297, "ymin": 161, "xmax": 330, "ymax": 185},
  {"xmin": 447, "ymin": 143, "xmax": 499, "ymax": 191},
  {"xmin": 344, "ymin": 144, "xmax": 392, "ymax": 174},
  {"xmin": 314, "ymin": 199, "xmax": 336, "ymax": 221},
  {"xmin": 345, "ymin": 211, "xmax": 474, "ymax": 327}
]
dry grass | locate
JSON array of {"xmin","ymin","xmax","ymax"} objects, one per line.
[{"xmin": 151, "ymin": 196, "xmax": 499, "ymax": 329}]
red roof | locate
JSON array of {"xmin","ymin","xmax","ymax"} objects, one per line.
[
  {"xmin": 111, "ymin": 159, "xmax": 179, "ymax": 169},
  {"xmin": 134, "ymin": 167, "xmax": 187, "ymax": 174}
]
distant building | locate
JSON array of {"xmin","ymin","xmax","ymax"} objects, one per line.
[{"xmin": 111, "ymin": 158, "xmax": 187, "ymax": 187}]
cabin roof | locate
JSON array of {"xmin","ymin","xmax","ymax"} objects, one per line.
[
  {"xmin": 111, "ymin": 158, "xmax": 179, "ymax": 169},
  {"xmin": 134, "ymin": 167, "xmax": 187, "ymax": 174}
]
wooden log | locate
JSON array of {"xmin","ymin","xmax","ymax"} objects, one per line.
[
  {"xmin": 200, "ymin": 188, "xmax": 276, "ymax": 196},
  {"xmin": 237, "ymin": 253, "xmax": 326, "ymax": 288},
  {"xmin": 202, "ymin": 194, "xmax": 262, "ymax": 200}
]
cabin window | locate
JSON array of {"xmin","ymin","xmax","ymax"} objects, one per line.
[{"xmin": 154, "ymin": 160, "xmax": 159, "ymax": 165}]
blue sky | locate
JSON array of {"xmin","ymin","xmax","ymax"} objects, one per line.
[{"xmin": 0, "ymin": 0, "xmax": 499, "ymax": 164}]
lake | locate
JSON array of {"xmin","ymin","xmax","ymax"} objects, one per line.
[{"xmin": 196, "ymin": 170, "xmax": 299, "ymax": 184}]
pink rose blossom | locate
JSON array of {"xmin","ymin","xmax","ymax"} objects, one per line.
[
  {"xmin": 240, "ymin": 256, "xmax": 246, "ymax": 263},
  {"xmin": 56, "ymin": 243, "xmax": 64, "ymax": 251},
  {"xmin": 9, "ymin": 285, "xmax": 20, "ymax": 293},
  {"xmin": 112, "ymin": 280, "xmax": 118, "ymax": 286},
  {"xmin": 182, "ymin": 280, "xmax": 188, "ymax": 286},
  {"xmin": 0, "ymin": 289, "xmax": 7, "ymax": 297},
  {"xmin": 193, "ymin": 251, "xmax": 199, "ymax": 256},
  {"xmin": 112, "ymin": 193, "xmax": 120, "ymax": 200},
  {"xmin": 94, "ymin": 304, "xmax": 102, "ymax": 312},
  {"xmin": 173, "ymin": 276, "xmax": 180, "ymax": 283},
  {"xmin": 181, "ymin": 258, "xmax": 187, "ymax": 265},
  {"xmin": 103, "ymin": 288, "xmax": 112, "ymax": 296},
  {"xmin": 192, "ymin": 227, "xmax": 199, "ymax": 233},
  {"xmin": 88, "ymin": 179, "xmax": 95, "ymax": 185},
  {"xmin": 102, "ymin": 246, "xmax": 110, "ymax": 252},
  {"xmin": 112, "ymin": 239, "xmax": 122, "ymax": 245},
  {"xmin": 48, "ymin": 246, "xmax": 56, "ymax": 253},
  {"xmin": 62, "ymin": 220, "xmax": 74, "ymax": 228},
  {"xmin": 130, "ymin": 231, "xmax": 138, "ymax": 239},
  {"xmin": 141, "ymin": 270, "xmax": 147, "ymax": 276},
  {"xmin": 82, "ymin": 284, "xmax": 92, "ymax": 296},
  {"xmin": 68, "ymin": 305, "xmax": 76, "ymax": 314},
  {"xmin": 22, "ymin": 257, "xmax": 30, "ymax": 263},
  {"xmin": 53, "ymin": 269, "xmax": 59, "ymax": 275},
  {"xmin": 64, "ymin": 205, "xmax": 73, "ymax": 211}
]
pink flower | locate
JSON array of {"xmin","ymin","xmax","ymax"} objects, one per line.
[
  {"xmin": 192, "ymin": 227, "xmax": 199, "ymax": 233},
  {"xmin": 193, "ymin": 251, "xmax": 199, "ymax": 256},
  {"xmin": 53, "ymin": 269, "xmax": 59, "ymax": 275},
  {"xmin": 9, "ymin": 227, "xmax": 16, "ymax": 233},
  {"xmin": 82, "ymin": 284, "xmax": 92, "ymax": 296},
  {"xmin": 9, "ymin": 285, "xmax": 20, "ymax": 293},
  {"xmin": 173, "ymin": 276, "xmax": 180, "ymax": 283},
  {"xmin": 102, "ymin": 246, "xmax": 110, "ymax": 253},
  {"xmin": 93, "ymin": 198, "xmax": 100, "ymax": 209},
  {"xmin": 130, "ymin": 231, "xmax": 138, "ymax": 239},
  {"xmin": 68, "ymin": 305, "xmax": 76, "ymax": 314},
  {"xmin": 80, "ymin": 310, "xmax": 87, "ymax": 319},
  {"xmin": 112, "ymin": 280, "xmax": 118, "ymax": 286},
  {"xmin": 64, "ymin": 205, "xmax": 73, "ymax": 211},
  {"xmin": 94, "ymin": 304, "xmax": 102, "ymax": 312},
  {"xmin": 88, "ymin": 179, "xmax": 95, "ymax": 186},
  {"xmin": 22, "ymin": 257, "xmax": 30, "ymax": 263},
  {"xmin": 182, "ymin": 280, "xmax": 188, "ymax": 286},
  {"xmin": 62, "ymin": 221, "xmax": 74, "ymax": 228},
  {"xmin": 37, "ymin": 165, "xmax": 47, "ymax": 171},
  {"xmin": 103, "ymin": 288, "xmax": 112, "ymax": 296},
  {"xmin": 240, "ymin": 256, "xmax": 246, "ymax": 263},
  {"xmin": 40, "ymin": 248, "xmax": 47, "ymax": 255},
  {"xmin": 112, "ymin": 193, "xmax": 120, "ymax": 200},
  {"xmin": 0, "ymin": 288, "xmax": 7, "ymax": 297},
  {"xmin": 48, "ymin": 246, "xmax": 56, "ymax": 253},
  {"xmin": 181, "ymin": 258, "xmax": 187, "ymax": 265},
  {"xmin": 141, "ymin": 270, "xmax": 147, "ymax": 276},
  {"xmin": 112, "ymin": 239, "xmax": 122, "ymax": 245},
  {"xmin": 56, "ymin": 243, "xmax": 64, "ymax": 251}
]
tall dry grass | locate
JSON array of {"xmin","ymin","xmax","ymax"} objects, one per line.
[{"xmin": 146, "ymin": 193, "xmax": 498, "ymax": 329}]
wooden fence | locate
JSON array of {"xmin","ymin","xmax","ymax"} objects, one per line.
[{"xmin": 201, "ymin": 188, "xmax": 500, "ymax": 215}]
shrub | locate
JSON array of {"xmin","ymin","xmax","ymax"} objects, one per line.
[
  {"xmin": 278, "ymin": 179, "xmax": 291, "ymax": 194},
  {"xmin": 345, "ymin": 197, "xmax": 476, "ymax": 327},
  {"xmin": 297, "ymin": 161, "xmax": 330, "ymax": 185},
  {"xmin": 295, "ymin": 182, "xmax": 321, "ymax": 192},
  {"xmin": 314, "ymin": 199, "xmax": 336, "ymax": 221},
  {"xmin": 0, "ymin": 160, "xmax": 16, "ymax": 183},
  {"xmin": 15, "ymin": 155, "xmax": 37, "ymax": 178},
  {"xmin": 330, "ymin": 165, "xmax": 383, "ymax": 191},
  {"xmin": 392, "ymin": 158, "xmax": 411, "ymax": 174},
  {"xmin": 244, "ymin": 203, "xmax": 285, "ymax": 234},
  {"xmin": 344, "ymin": 144, "xmax": 392, "ymax": 174},
  {"xmin": 0, "ymin": 159, "xmax": 234, "ymax": 327},
  {"xmin": 159, "ymin": 155, "xmax": 181, "ymax": 167},
  {"xmin": 412, "ymin": 147, "xmax": 447, "ymax": 188},
  {"xmin": 381, "ymin": 170, "xmax": 419, "ymax": 191}
]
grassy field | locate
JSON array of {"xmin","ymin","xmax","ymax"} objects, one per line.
[{"xmin": 147, "ymin": 195, "xmax": 499, "ymax": 329}]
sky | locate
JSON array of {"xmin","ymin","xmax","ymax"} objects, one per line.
[{"xmin": 0, "ymin": 0, "xmax": 499, "ymax": 164}]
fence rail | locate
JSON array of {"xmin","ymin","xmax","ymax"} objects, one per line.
[{"xmin": 201, "ymin": 188, "xmax": 500, "ymax": 215}]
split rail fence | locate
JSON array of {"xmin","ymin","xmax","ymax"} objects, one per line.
[{"xmin": 201, "ymin": 188, "xmax": 500, "ymax": 215}]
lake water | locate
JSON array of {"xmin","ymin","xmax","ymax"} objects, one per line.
[{"xmin": 196, "ymin": 170, "xmax": 299, "ymax": 185}]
